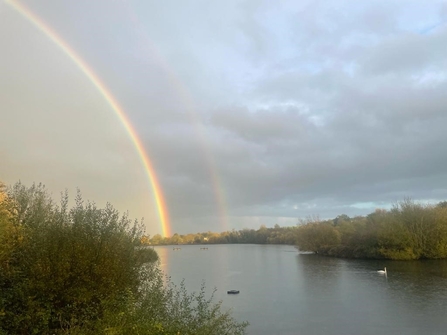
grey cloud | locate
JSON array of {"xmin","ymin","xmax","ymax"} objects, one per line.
[
  {"xmin": 360, "ymin": 28, "xmax": 447, "ymax": 75},
  {"xmin": 209, "ymin": 106, "xmax": 313, "ymax": 142},
  {"xmin": 3, "ymin": 0, "xmax": 447, "ymax": 235}
]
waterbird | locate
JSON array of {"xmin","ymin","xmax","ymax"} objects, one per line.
[{"xmin": 377, "ymin": 267, "xmax": 387, "ymax": 274}]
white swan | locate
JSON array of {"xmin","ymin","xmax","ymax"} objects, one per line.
[{"xmin": 377, "ymin": 267, "xmax": 387, "ymax": 274}]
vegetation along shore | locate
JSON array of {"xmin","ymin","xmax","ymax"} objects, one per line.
[
  {"xmin": 2, "ymin": 179, "xmax": 447, "ymax": 333},
  {"xmin": 145, "ymin": 201, "xmax": 447, "ymax": 261},
  {"xmin": 0, "ymin": 181, "xmax": 248, "ymax": 335}
]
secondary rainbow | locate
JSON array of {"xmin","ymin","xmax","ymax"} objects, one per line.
[
  {"xmin": 126, "ymin": 7, "xmax": 230, "ymax": 231},
  {"xmin": 5, "ymin": 0, "xmax": 171, "ymax": 237}
]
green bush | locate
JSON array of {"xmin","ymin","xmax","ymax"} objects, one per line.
[
  {"xmin": 295, "ymin": 200, "xmax": 447, "ymax": 260},
  {"xmin": 295, "ymin": 218, "xmax": 341, "ymax": 254},
  {"xmin": 71, "ymin": 267, "xmax": 248, "ymax": 335},
  {"xmin": 0, "ymin": 182, "xmax": 247, "ymax": 335}
]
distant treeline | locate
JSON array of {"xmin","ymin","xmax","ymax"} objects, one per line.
[
  {"xmin": 143, "ymin": 224, "xmax": 299, "ymax": 246},
  {"xmin": 145, "ymin": 200, "xmax": 447, "ymax": 260}
]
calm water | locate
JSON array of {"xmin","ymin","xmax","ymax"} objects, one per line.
[{"xmin": 155, "ymin": 244, "xmax": 447, "ymax": 335}]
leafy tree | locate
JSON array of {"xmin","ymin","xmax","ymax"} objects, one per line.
[
  {"xmin": 294, "ymin": 200, "xmax": 447, "ymax": 260},
  {"xmin": 0, "ymin": 181, "xmax": 248, "ymax": 335},
  {"xmin": 333, "ymin": 214, "xmax": 350, "ymax": 226},
  {"xmin": 296, "ymin": 218, "xmax": 341, "ymax": 254},
  {"xmin": 151, "ymin": 233, "xmax": 164, "ymax": 245},
  {"xmin": 171, "ymin": 233, "xmax": 183, "ymax": 245},
  {"xmin": 0, "ymin": 182, "xmax": 156, "ymax": 333}
]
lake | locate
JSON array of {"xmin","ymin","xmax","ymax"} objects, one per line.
[{"xmin": 155, "ymin": 244, "xmax": 447, "ymax": 335}]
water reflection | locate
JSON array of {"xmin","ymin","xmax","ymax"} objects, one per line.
[
  {"xmin": 296, "ymin": 254, "xmax": 447, "ymax": 335},
  {"xmin": 154, "ymin": 245, "xmax": 447, "ymax": 335},
  {"xmin": 154, "ymin": 246, "xmax": 168, "ymax": 275}
]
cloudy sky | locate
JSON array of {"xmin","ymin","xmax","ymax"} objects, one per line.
[{"xmin": 1, "ymin": 0, "xmax": 447, "ymax": 236}]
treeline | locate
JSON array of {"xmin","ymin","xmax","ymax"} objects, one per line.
[
  {"xmin": 0, "ymin": 182, "xmax": 248, "ymax": 335},
  {"xmin": 295, "ymin": 200, "xmax": 447, "ymax": 260},
  {"xmin": 146, "ymin": 199, "xmax": 447, "ymax": 261},
  {"xmin": 143, "ymin": 224, "xmax": 299, "ymax": 246}
]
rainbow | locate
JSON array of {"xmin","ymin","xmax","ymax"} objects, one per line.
[
  {"xmin": 124, "ymin": 6, "xmax": 230, "ymax": 231},
  {"xmin": 5, "ymin": 0, "xmax": 171, "ymax": 237}
]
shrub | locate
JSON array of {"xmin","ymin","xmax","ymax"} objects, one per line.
[{"xmin": 0, "ymin": 182, "xmax": 247, "ymax": 334}]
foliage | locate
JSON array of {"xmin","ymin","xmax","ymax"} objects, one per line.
[
  {"xmin": 295, "ymin": 217, "xmax": 341, "ymax": 254},
  {"xmin": 143, "ymin": 225, "xmax": 299, "ymax": 246},
  {"xmin": 71, "ymin": 266, "xmax": 248, "ymax": 335},
  {"xmin": 143, "ymin": 197, "xmax": 447, "ymax": 261},
  {"xmin": 143, "ymin": 199, "xmax": 447, "ymax": 261},
  {"xmin": 0, "ymin": 181, "xmax": 247, "ymax": 335},
  {"xmin": 295, "ymin": 200, "xmax": 447, "ymax": 260}
]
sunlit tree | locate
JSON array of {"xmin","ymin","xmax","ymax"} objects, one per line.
[{"xmin": 0, "ymin": 181, "xmax": 248, "ymax": 334}]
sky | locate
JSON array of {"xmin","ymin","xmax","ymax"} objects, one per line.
[{"xmin": 1, "ymin": 0, "xmax": 447, "ymax": 236}]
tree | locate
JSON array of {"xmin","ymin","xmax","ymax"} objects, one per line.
[
  {"xmin": 0, "ymin": 181, "xmax": 248, "ymax": 335},
  {"xmin": 0, "ymin": 181, "xmax": 21, "ymax": 274},
  {"xmin": 0, "ymin": 182, "xmax": 158, "ymax": 333},
  {"xmin": 171, "ymin": 233, "xmax": 183, "ymax": 245},
  {"xmin": 333, "ymin": 214, "xmax": 350, "ymax": 226},
  {"xmin": 296, "ymin": 218, "xmax": 341, "ymax": 254},
  {"xmin": 151, "ymin": 233, "xmax": 164, "ymax": 245}
]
